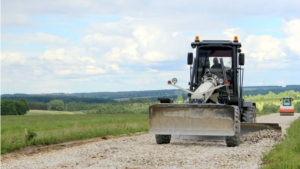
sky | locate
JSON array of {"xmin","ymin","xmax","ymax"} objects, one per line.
[{"xmin": 1, "ymin": 0, "xmax": 300, "ymax": 94}]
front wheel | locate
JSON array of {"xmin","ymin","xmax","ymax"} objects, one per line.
[
  {"xmin": 242, "ymin": 107, "xmax": 257, "ymax": 123},
  {"xmin": 226, "ymin": 106, "xmax": 240, "ymax": 147},
  {"xmin": 155, "ymin": 135, "xmax": 171, "ymax": 144}
]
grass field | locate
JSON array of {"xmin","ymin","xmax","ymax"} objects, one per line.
[
  {"xmin": 262, "ymin": 117, "xmax": 300, "ymax": 169},
  {"xmin": 1, "ymin": 111, "xmax": 148, "ymax": 154}
]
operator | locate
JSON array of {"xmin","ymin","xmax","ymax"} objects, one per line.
[{"xmin": 211, "ymin": 57, "xmax": 222, "ymax": 69}]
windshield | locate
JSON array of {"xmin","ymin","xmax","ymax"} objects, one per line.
[
  {"xmin": 283, "ymin": 98, "xmax": 292, "ymax": 106},
  {"xmin": 197, "ymin": 49, "xmax": 232, "ymax": 81}
]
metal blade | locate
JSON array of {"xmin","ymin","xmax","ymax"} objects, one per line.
[
  {"xmin": 149, "ymin": 104, "xmax": 236, "ymax": 136},
  {"xmin": 240, "ymin": 122, "xmax": 281, "ymax": 136}
]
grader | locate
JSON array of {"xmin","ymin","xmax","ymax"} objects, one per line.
[{"xmin": 149, "ymin": 36, "xmax": 281, "ymax": 147}]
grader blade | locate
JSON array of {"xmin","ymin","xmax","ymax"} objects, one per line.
[
  {"xmin": 149, "ymin": 104, "xmax": 237, "ymax": 136},
  {"xmin": 240, "ymin": 122, "xmax": 281, "ymax": 136}
]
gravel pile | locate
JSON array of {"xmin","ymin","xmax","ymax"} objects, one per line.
[
  {"xmin": 2, "ymin": 113, "xmax": 299, "ymax": 169},
  {"xmin": 240, "ymin": 129, "xmax": 283, "ymax": 144}
]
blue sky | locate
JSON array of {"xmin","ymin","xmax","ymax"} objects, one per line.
[{"xmin": 1, "ymin": 0, "xmax": 300, "ymax": 94}]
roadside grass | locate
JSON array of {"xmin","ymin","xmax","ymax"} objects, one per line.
[
  {"xmin": 261, "ymin": 117, "xmax": 300, "ymax": 169},
  {"xmin": 1, "ymin": 113, "xmax": 148, "ymax": 154}
]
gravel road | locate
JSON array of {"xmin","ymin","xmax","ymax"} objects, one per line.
[{"xmin": 2, "ymin": 113, "xmax": 299, "ymax": 169}]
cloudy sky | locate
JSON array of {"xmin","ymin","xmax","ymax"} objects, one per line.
[{"xmin": 1, "ymin": 0, "xmax": 300, "ymax": 94}]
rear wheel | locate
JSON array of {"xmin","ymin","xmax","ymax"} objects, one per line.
[
  {"xmin": 242, "ymin": 107, "xmax": 256, "ymax": 123},
  {"xmin": 155, "ymin": 135, "xmax": 171, "ymax": 144},
  {"xmin": 226, "ymin": 106, "xmax": 240, "ymax": 147}
]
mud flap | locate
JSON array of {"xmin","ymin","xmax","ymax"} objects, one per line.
[{"xmin": 149, "ymin": 104, "xmax": 236, "ymax": 136}]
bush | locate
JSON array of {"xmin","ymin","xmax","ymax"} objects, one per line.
[
  {"xmin": 261, "ymin": 103, "xmax": 279, "ymax": 113},
  {"xmin": 26, "ymin": 130, "xmax": 37, "ymax": 142},
  {"xmin": 294, "ymin": 102, "xmax": 300, "ymax": 113}
]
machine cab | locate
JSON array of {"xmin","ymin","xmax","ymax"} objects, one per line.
[
  {"xmin": 281, "ymin": 97, "xmax": 293, "ymax": 106},
  {"xmin": 188, "ymin": 37, "xmax": 244, "ymax": 103}
]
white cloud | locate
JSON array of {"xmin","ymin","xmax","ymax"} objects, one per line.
[
  {"xmin": 143, "ymin": 51, "xmax": 167, "ymax": 62},
  {"xmin": 78, "ymin": 56, "xmax": 95, "ymax": 63},
  {"xmin": 222, "ymin": 28, "xmax": 245, "ymax": 39},
  {"xmin": 1, "ymin": 52, "xmax": 26, "ymax": 65},
  {"xmin": 146, "ymin": 68, "xmax": 159, "ymax": 73},
  {"xmin": 104, "ymin": 47, "xmax": 122, "ymax": 62},
  {"xmin": 243, "ymin": 35, "xmax": 287, "ymax": 71},
  {"xmin": 105, "ymin": 63, "xmax": 123, "ymax": 74},
  {"xmin": 283, "ymin": 19, "xmax": 300, "ymax": 57},
  {"xmin": 54, "ymin": 70, "xmax": 73, "ymax": 76},
  {"xmin": 40, "ymin": 48, "xmax": 74, "ymax": 63},
  {"xmin": 2, "ymin": 32, "xmax": 71, "ymax": 45},
  {"xmin": 85, "ymin": 66, "xmax": 105, "ymax": 74}
]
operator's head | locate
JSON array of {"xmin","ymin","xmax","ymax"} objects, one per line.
[{"xmin": 213, "ymin": 57, "xmax": 218, "ymax": 64}]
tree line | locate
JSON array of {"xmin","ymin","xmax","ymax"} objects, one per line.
[
  {"xmin": 27, "ymin": 98, "xmax": 159, "ymax": 113},
  {"xmin": 0, "ymin": 96, "xmax": 115, "ymax": 104},
  {"xmin": 1, "ymin": 98, "xmax": 29, "ymax": 115},
  {"xmin": 244, "ymin": 90, "xmax": 300, "ymax": 100},
  {"xmin": 2, "ymin": 85, "xmax": 299, "ymax": 100}
]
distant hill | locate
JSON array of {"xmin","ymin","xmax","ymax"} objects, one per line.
[
  {"xmin": 1, "ymin": 85, "xmax": 300, "ymax": 103},
  {"xmin": 242, "ymin": 85, "xmax": 300, "ymax": 95}
]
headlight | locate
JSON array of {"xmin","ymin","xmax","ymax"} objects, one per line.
[
  {"xmin": 218, "ymin": 78, "xmax": 224, "ymax": 84},
  {"xmin": 172, "ymin": 78, "xmax": 178, "ymax": 84}
]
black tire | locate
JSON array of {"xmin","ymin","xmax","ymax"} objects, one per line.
[
  {"xmin": 155, "ymin": 135, "xmax": 171, "ymax": 144},
  {"xmin": 226, "ymin": 106, "xmax": 240, "ymax": 147},
  {"xmin": 242, "ymin": 107, "xmax": 257, "ymax": 123}
]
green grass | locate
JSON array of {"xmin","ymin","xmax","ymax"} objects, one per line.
[
  {"xmin": 261, "ymin": 117, "xmax": 300, "ymax": 169},
  {"xmin": 1, "ymin": 113, "xmax": 148, "ymax": 154}
]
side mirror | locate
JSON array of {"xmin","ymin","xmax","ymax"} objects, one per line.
[
  {"xmin": 187, "ymin": 53, "xmax": 193, "ymax": 65},
  {"xmin": 239, "ymin": 53, "xmax": 245, "ymax": 66}
]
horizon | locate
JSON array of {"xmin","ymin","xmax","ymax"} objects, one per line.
[
  {"xmin": 2, "ymin": 84, "xmax": 300, "ymax": 95},
  {"xmin": 1, "ymin": 1, "xmax": 300, "ymax": 94}
]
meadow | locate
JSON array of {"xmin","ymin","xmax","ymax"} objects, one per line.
[
  {"xmin": 262, "ymin": 117, "xmax": 300, "ymax": 169},
  {"xmin": 1, "ymin": 111, "xmax": 148, "ymax": 154}
]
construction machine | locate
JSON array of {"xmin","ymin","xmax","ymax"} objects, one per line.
[
  {"xmin": 149, "ymin": 36, "xmax": 281, "ymax": 147},
  {"xmin": 279, "ymin": 97, "xmax": 294, "ymax": 116}
]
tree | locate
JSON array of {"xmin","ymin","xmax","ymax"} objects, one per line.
[
  {"xmin": 28, "ymin": 102, "xmax": 48, "ymax": 110},
  {"xmin": 1, "ymin": 99, "xmax": 29, "ymax": 115},
  {"xmin": 20, "ymin": 98, "xmax": 30, "ymax": 112},
  {"xmin": 49, "ymin": 100, "xmax": 64, "ymax": 111},
  {"xmin": 176, "ymin": 94, "xmax": 184, "ymax": 103},
  {"xmin": 1, "ymin": 100, "xmax": 17, "ymax": 115},
  {"xmin": 15, "ymin": 102, "xmax": 27, "ymax": 115},
  {"xmin": 266, "ymin": 91, "xmax": 276, "ymax": 98}
]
